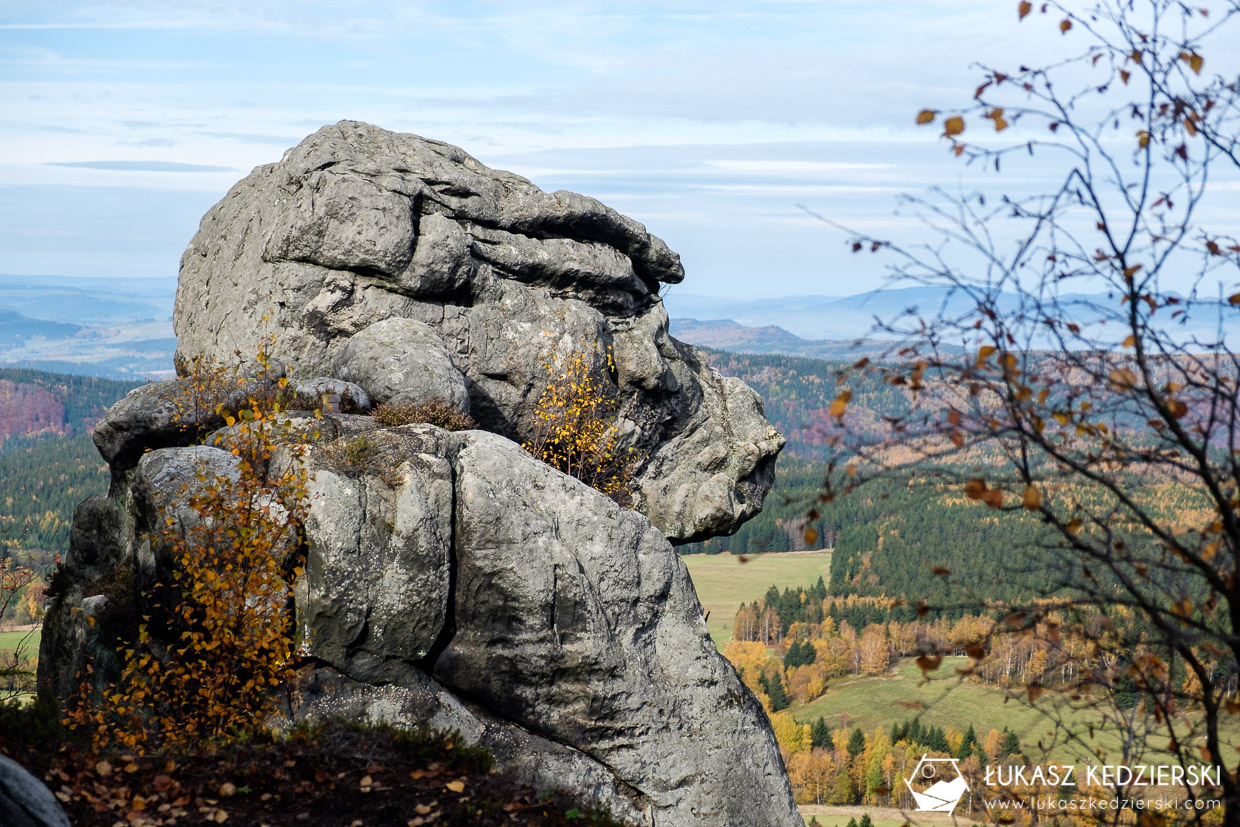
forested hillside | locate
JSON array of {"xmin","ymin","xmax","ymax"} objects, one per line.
[
  {"xmin": 0, "ymin": 368, "xmax": 137, "ymax": 452},
  {"xmin": 0, "ymin": 369, "xmax": 136, "ymax": 624},
  {"xmin": 684, "ymin": 350, "xmax": 1213, "ymax": 606}
]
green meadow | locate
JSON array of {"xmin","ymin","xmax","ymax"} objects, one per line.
[
  {"xmin": 681, "ymin": 550, "xmax": 832, "ymax": 644},
  {"xmin": 0, "ymin": 628, "xmax": 40, "ymax": 660},
  {"xmin": 790, "ymin": 656, "xmax": 1240, "ymax": 766},
  {"xmin": 677, "ymin": 550, "xmax": 1240, "ymax": 770},
  {"xmin": 0, "ymin": 628, "xmax": 41, "ymax": 703}
]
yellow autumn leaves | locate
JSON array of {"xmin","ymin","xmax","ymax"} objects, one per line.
[
  {"xmin": 65, "ymin": 348, "xmax": 310, "ymax": 754},
  {"xmin": 522, "ymin": 338, "xmax": 641, "ymax": 505}
]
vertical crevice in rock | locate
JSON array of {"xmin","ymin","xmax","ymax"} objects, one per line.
[{"xmin": 417, "ymin": 441, "xmax": 459, "ymax": 672}]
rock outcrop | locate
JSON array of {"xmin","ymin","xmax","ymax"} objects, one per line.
[
  {"xmin": 39, "ymin": 124, "xmax": 800, "ymax": 827},
  {"xmin": 174, "ymin": 120, "xmax": 781, "ymax": 543},
  {"xmin": 0, "ymin": 754, "xmax": 71, "ymax": 827}
]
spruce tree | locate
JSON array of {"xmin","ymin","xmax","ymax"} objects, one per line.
[
  {"xmin": 1001, "ymin": 728, "xmax": 1021, "ymax": 757},
  {"xmin": 959, "ymin": 723, "xmax": 978, "ymax": 758},
  {"xmin": 908, "ymin": 718, "xmax": 924, "ymax": 745},
  {"xmin": 847, "ymin": 727, "xmax": 866, "ymax": 759},
  {"xmin": 812, "ymin": 716, "xmax": 832, "ymax": 749},
  {"xmin": 766, "ymin": 672, "xmax": 790, "ymax": 711}
]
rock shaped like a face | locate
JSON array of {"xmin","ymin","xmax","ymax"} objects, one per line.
[{"xmin": 174, "ymin": 121, "xmax": 782, "ymax": 542}]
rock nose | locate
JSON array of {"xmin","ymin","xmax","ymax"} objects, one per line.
[{"xmin": 173, "ymin": 119, "xmax": 782, "ymax": 543}]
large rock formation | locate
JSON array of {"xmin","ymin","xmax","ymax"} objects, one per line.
[
  {"xmin": 40, "ymin": 123, "xmax": 800, "ymax": 826},
  {"xmin": 174, "ymin": 120, "xmax": 781, "ymax": 543}
]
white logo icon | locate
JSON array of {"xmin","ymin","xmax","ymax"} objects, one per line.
[{"xmin": 904, "ymin": 754, "xmax": 969, "ymax": 814}]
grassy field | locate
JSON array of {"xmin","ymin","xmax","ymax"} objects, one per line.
[
  {"xmin": 790, "ymin": 656, "xmax": 1240, "ymax": 765},
  {"xmin": 681, "ymin": 550, "xmax": 832, "ymax": 644},
  {"xmin": 0, "ymin": 628, "xmax": 40, "ymax": 660},
  {"xmin": 0, "ymin": 627, "xmax": 40, "ymax": 703},
  {"xmin": 800, "ymin": 804, "xmax": 957, "ymax": 827}
]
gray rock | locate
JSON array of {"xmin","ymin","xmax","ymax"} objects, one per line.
[
  {"xmin": 0, "ymin": 754, "xmax": 70, "ymax": 827},
  {"xmin": 436, "ymin": 431, "xmax": 800, "ymax": 826},
  {"xmin": 41, "ymin": 420, "xmax": 801, "ymax": 826},
  {"xmin": 42, "ymin": 124, "xmax": 802, "ymax": 827},
  {"xmin": 92, "ymin": 375, "xmax": 279, "ymax": 471},
  {"xmin": 400, "ymin": 211, "xmax": 471, "ymax": 296},
  {"xmin": 173, "ymin": 120, "xmax": 782, "ymax": 542},
  {"xmin": 333, "ymin": 317, "xmax": 470, "ymax": 413},
  {"xmin": 293, "ymin": 667, "xmax": 652, "ymax": 825},
  {"xmin": 264, "ymin": 171, "xmax": 416, "ymax": 276},
  {"xmin": 289, "ymin": 376, "xmax": 371, "ymax": 413},
  {"xmin": 296, "ymin": 427, "xmax": 455, "ymax": 678}
]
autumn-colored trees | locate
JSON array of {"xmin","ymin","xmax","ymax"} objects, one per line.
[
  {"xmin": 815, "ymin": 1, "xmax": 1240, "ymax": 820},
  {"xmin": 0, "ymin": 558, "xmax": 43, "ymax": 699},
  {"xmin": 65, "ymin": 351, "xmax": 310, "ymax": 753}
]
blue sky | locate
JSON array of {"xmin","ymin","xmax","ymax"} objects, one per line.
[{"xmin": 2, "ymin": 1, "xmax": 1237, "ymax": 302}]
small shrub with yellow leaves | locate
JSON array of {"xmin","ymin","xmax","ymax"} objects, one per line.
[
  {"xmin": 65, "ymin": 344, "xmax": 311, "ymax": 754},
  {"xmin": 522, "ymin": 340, "xmax": 641, "ymax": 506}
]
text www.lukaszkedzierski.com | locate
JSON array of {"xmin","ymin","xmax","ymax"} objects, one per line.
[{"xmin": 982, "ymin": 797, "xmax": 1220, "ymax": 813}]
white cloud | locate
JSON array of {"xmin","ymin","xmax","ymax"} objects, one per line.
[{"xmin": 703, "ymin": 160, "xmax": 895, "ymax": 173}]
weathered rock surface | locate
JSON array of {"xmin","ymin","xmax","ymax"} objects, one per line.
[
  {"xmin": 0, "ymin": 754, "xmax": 71, "ymax": 827},
  {"xmin": 41, "ymin": 125, "xmax": 801, "ymax": 826},
  {"xmin": 174, "ymin": 120, "xmax": 782, "ymax": 543},
  {"xmin": 43, "ymin": 418, "xmax": 801, "ymax": 825},
  {"xmin": 333, "ymin": 317, "xmax": 470, "ymax": 413}
]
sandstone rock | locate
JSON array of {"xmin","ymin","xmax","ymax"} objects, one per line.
[
  {"xmin": 332, "ymin": 317, "xmax": 470, "ymax": 413},
  {"xmin": 0, "ymin": 754, "xmax": 71, "ymax": 827},
  {"xmin": 297, "ymin": 426, "xmax": 455, "ymax": 678},
  {"xmin": 93, "ymin": 374, "xmax": 279, "ymax": 472},
  {"xmin": 294, "ymin": 667, "xmax": 652, "ymax": 825},
  {"xmin": 437, "ymin": 430, "xmax": 799, "ymax": 826},
  {"xmin": 285, "ymin": 425, "xmax": 799, "ymax": 825},
  {"xmin": 42, "ymin": 124, "xmax": 802, "ymax": 826},
  {"xmin": 45, "ymin": 419, "xmax": 801, "ymax": 825},
  {"xmin": 289, "ymin": 376, "xmax": 371, "ymax": 413},
  {"xmin": 174, "ymin": 120, "xmax": 782, "ymax": 542}
]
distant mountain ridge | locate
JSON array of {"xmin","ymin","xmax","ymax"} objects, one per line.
[
  {"xmin": 670, "ymin": 318, "xmax": 892, "ymax": 360},
  {"xmin": 0, "ymin": 309, "xmax": 82, "ymax": 345},
  {"xmin": 0, "ymin": 274, "xmax": 178, "ymax": 379},
  {"xmin": 666, "ymin": 285, "xmax": 1240, "ymax": 349},
  {"xmin": 0, "ymin": 273, "xmax": 175, "ymax": 324}
]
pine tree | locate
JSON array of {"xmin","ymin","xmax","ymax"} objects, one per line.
[
  {"xmin": 812, "ymin": 716, "xmax": 832, "ymax": 749},
  {"xmin": 959, "ymin": 723, "xmax": 978, "ymax": 758},
  {"xmin": 847, "ymin": 727, "xmax": 866, "ymax": 759},
  {"xmin": 859, "ymin": 814, "xmax": 874, "ymax": 827}
]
